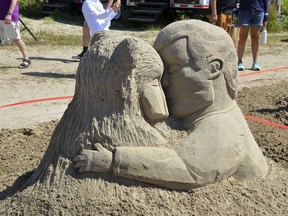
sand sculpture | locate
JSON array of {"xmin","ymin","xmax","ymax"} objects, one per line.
[
  {"xmin": 14, "ymin": 29, "xmax": 171, "ymax": 192},
  {"xmin": 74, "ymin": 20, "xmax": 268, "ymax": 190},
  {"xmin": 12, "ymin": 20, "xmax": 267, "ymax": 193}
]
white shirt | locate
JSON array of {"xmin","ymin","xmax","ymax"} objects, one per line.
[{"xmin": 82, "ymin": 0, "xmax": 117, "ymax": 35}]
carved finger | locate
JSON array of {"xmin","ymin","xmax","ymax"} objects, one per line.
[
  {"xmin": 107, "ymin": 144, "xmax": 115, "ymax": 152},
  {"xmin": 74, "ymin": 155, "xmax": 81, "ymax": 162},
  {"xmin": 79, "ymin": 166, "xmax": 89, "ymax": 173},
  {"xmin": 100, "ymin": 143, "xmax": 115, "ymax": 152},
  {"xmin": 75, "ymin": 160, "xmax": 88, "ymax": 169},
  {"xmin": 102, "ymin": 143, "xmax": 108, "ymax": 149},
  {"xmin": 78, "ymin": 149, "xmax": 86, "ymax": 155},
  {"xmin": 94, "ymin": 143, "xmax": 104, "ymax": 152},
  {"xmin": 74, "ymin": 154, "xmax": 88, "ymax": 162}
]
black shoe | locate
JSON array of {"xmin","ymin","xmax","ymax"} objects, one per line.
[{"xmin": 72, "ymin": 50, "xmax": 86, "ymax": 61}]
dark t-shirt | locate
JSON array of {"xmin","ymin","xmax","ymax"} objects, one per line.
[
  {"xmin": 239, "ymin": 0, "xmax": 268, "ymax": 12},
  {"xmin": 218, "ymin": 0, "xmax": 236, "ymax": 12},
  {"xmin": 209, "ymin": 0, "xmax": 236, "ymax": 14},
  {"xmin": 239, "ymin": 0, "xmax": 269, "ymax": 21}
]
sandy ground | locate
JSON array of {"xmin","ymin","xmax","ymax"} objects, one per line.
[{"xmin": 0, "ymin": 18, "xmax": 287, "ymax": 215}]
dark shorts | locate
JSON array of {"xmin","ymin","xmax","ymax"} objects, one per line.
[{"xmin": 238, "ymin": 9, "xmax": 264, "ymax": 27}]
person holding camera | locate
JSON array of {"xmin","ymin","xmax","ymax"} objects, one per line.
[
  {"xmin": 72, "ymin": 0, "xmax": 115, "ymax": 61},
  {"xmin": 82, "ymin": 0, "xmax": 121, "ymax": 35}
]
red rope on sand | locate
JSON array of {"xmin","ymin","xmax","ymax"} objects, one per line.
[
  {"xmin": 238, "ymin": 66, "xmax": 288, "ymax": 129},
  {"xmin": 244, "ymin": 115, "xmax": 288, "ymax": 130},
  {"xmin": 239, "ymin": 66, "xmax": 288, "ymax": 77},
  {"xmin": 0, "ymin": 96, "xmax": 73, "ymax": 109},
  {"xmin": 0, "ymin": 67, "xmax": 287, "ymax": 130}
]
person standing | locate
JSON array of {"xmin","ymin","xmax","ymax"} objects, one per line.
[
  {"xmin": 210, "ymin": 0, "xmax": 236, "ymax": 34},
  {"xmin": 82, "ymin": 0, "xmax": 120, "ymax": 36},
  {"xmin": 72, "ymin": 0, "xmax": 114, "ymax": 61},
  {"xmin": 237, "ymin": 0, "xmax": 269, "ymax": 71},
  {"xmin": 72, "ymin": 20, "xmax": 91, "ymax": 61},
  {"xmin": 0, "ymin": 0, "xmax": 31, "ymax": 68}
]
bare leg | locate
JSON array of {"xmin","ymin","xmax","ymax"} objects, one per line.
[
  {"xmin": 83, "ymin": 24, "xmax": 90, "ymax": 47},
  {"xmin": 72, "ymin": 23, "xmax": 90, "ymax": 59},
  {"xmin": 13, "ymin": 38, "xmax": 29, "ymax": 60},
  {"xmin": 250, "ymin": 26, "xmax": 261, "ymax": 62},
  {"xmin": 237, "ymin": 26, "xmax": 249, "ymax": 62}
]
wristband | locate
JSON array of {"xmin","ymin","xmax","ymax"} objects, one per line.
[{"xmin": 7, "ymin": 11, "xmax": 12, "ymax": 15}]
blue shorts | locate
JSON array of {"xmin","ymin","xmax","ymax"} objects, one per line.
[{"xmin": 238, "ymin": 10, "xmax": 264, "ymax": 27}]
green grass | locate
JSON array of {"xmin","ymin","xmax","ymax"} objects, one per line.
[
  {"xmin": 39, "ymin": 32, "xmax": 81, "ymax": 46},
  {"xmin": 240, "ymin": 33, "xmax": 288, "ymax": 57},
  {"xmin": 42, "ymin": 16, "xmax": 56, "ymax": 25},
  {"xmin": 260, "ymin": 34, "xmax": 288, "ymax": 55},
  {"xmin": 20, "ymin": 30, "xmax": 81, "ymax": 47},
  {"xmin": 29, "ymin": 34, "xmax": 80, "ymax": 47}
]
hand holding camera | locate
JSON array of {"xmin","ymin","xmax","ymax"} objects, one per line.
[{"xmin": 112, "ymin": 0, "xmax": 121, "ymax": 13}]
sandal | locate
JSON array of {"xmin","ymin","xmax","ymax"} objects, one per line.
[{"xmin": 18, "ymin": 59, "xmax": 31, "ymax": 69}]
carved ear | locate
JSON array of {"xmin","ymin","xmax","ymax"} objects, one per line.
[{"xmin": 206, "ymin": 56, "xmax": 225, "ymax": 80}]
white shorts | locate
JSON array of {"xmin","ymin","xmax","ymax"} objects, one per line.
[{"xmin": 0, "ymin": 20, "xmax": 21, "ymax": 40}]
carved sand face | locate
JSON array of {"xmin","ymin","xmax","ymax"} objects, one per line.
[
  {"xmin": 136, "ymin": 42, "xmax": 169, "ymax": 121},
  {"xmin": 159, "ymin": 38, "xmax": 213, "ymax": 118},
  {"xmin": 141, "ymin": 78, "xmax": 169, "ymax": 121}
]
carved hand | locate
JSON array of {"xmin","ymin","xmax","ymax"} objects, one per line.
[{"xmin": 74, "ymin": 143, "xmax": 113, "ymax": 173}]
